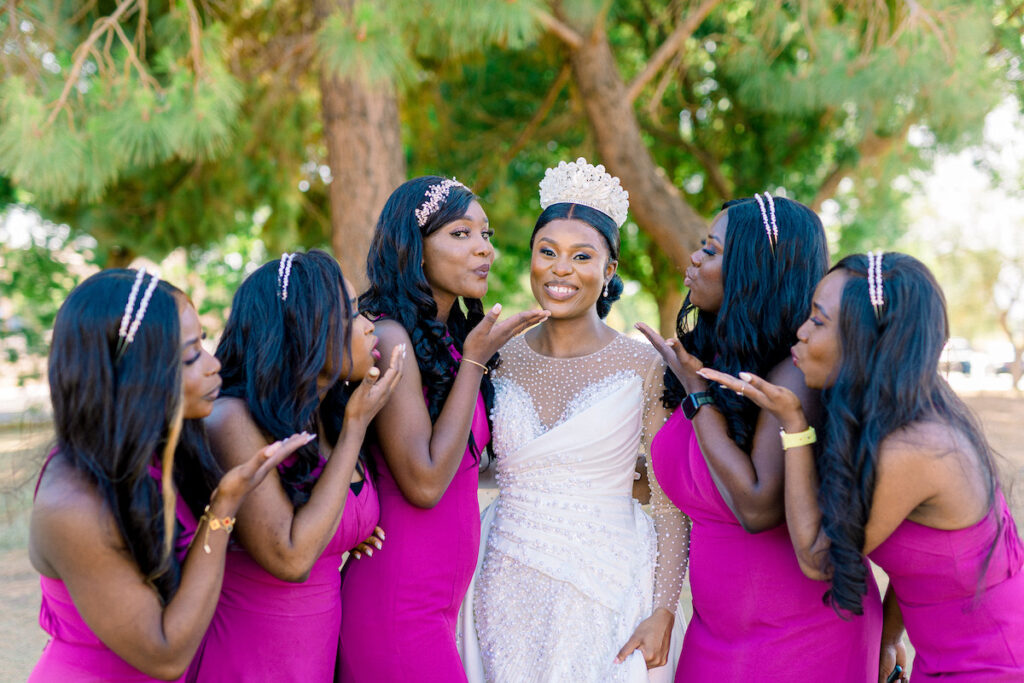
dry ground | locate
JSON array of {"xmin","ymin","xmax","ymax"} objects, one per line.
[{"xmin": 0, "ymin": 395, "xmax": 1021, "ymax": 682}]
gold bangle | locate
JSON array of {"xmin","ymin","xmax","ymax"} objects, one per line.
[
  {"xmin": 460, "ymin": 358, "xmax": 489, "ymax": 374},
  {"xmin": 199, "ymin": 504, "xmax": 236, "ymax": 554},
  {"xmin": 779, "ymin": 426, "xmax": 816, "ymax": 450}
]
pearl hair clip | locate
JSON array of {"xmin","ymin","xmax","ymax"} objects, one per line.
[
  {"xmin": 539, "ymin": 157, "xmax": 630, "ymax": 228},
  {"xmin": 278, "ymin": 252, "xmax": 296, "ymax": 301},
  {"xmin": 753, "ymin": 192, "xmax": 779, "ymax": 252},
  {"xmin": 415, "ymin": 179, "xmax": 468, "ymax": 228},
  {"xmin": 867, "ymin": 251, "xmax": 885, "ymax": 320},
  {"xmin": 116, "ymin": 267, "xmax": 161, "ymax": 358}
]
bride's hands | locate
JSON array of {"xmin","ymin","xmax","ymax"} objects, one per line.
[{"xmin": 614, "ymin": 607, "xmax": 673, "ymax": 669}]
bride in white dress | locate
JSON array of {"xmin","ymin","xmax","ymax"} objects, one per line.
[{"xmin": 460, "ymin": 159, "xmax": 690, "ymax": 682}]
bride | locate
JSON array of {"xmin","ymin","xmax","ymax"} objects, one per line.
[{"xmin": 460, "ymin": 159, "xmax": 689, "ymax": 681}]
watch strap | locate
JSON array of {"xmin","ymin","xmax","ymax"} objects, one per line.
[{"xmin": 779, "ymin": 425, "xmax": 817, "ymax": 450}]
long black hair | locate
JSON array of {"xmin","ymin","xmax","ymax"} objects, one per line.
[
  {"xmin": 360, "ymin": 176, "xmax": 493, "ymax": 459},
  {"xmin": 48, "ymin": 270, "xmax": 220, "ymax": 603},
  {"xmin": 216, "ymin": 249, "xmax": 354, "ymax": 506},
  {"xmin": 664, "ymin": 196, "xmax": 829, "ymax": 451},
  {"xmin": 817, "ymin": 252, "xmax": 1001, "ymax": 615},
  {"xmin": 530, "ymin": 202, "xmax": 623, "ymax": 319}
]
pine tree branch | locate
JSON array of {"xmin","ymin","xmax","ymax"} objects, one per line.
[
  {"xmin": 533, "ymin": 8, "xmax": 583, "ymax": 49},
  {"xmin": 137, "ymin": 0, "xmax": 147, "ymax": 58},
  {"xmin": 183, "ymin": 0, "xmax": 204, "ymax": 81},
  {"xmin": 626, "ymin": 0, "xmax": 719, "ymax": 103},
  {"xmin": 474, "ymin": 62, "xmax": 572, "ymax": 194},
  {"xmin": 113, "ymin": 19, "xmax": 162, "ymax": 93},
  {"xmin": 809, "ymin": 116, "xmax": 916, "ymax": 212},
  {"xmin": 45, "ymin": 0, "xmax": 138, "ymax": 128},
  {"xmin": 639, "ymin": 113, "xmax": 732, "ymax": 200}
]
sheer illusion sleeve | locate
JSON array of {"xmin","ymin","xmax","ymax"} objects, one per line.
[{"xmin": 641, "ymin": 355, "xmax": 691, "ymax": 614}]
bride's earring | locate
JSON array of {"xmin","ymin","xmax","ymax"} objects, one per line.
[{"xmin": 603, "ymin": 281, "xmax": 609, "ymax": 298}]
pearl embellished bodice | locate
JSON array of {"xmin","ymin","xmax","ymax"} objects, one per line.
[{"xmin": 464, "ymin": 333, "xmax": 690, "ymax": 682}]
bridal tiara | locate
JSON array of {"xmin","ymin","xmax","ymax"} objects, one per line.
[{"xmin": 539, "ymin": 157, "xmax": 630, "ymax": 228}]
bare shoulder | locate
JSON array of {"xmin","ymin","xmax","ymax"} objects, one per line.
[
  {"xmin": 31, "ymin": 457, "xmax": 120, "ymax": 576},
  {"xmin": 880, "ymin": 420, "xmax": 965, "ymax": 461},
  {"xmin": 205, "ymin": 396, "xmax": 254, "ymax": 438},
  {"xmin": 373, "ymin": 319, "xmax": 411, "ymax": 349}
]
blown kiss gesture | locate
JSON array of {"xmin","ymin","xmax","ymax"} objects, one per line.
[{"xmin": 695, "ymin": 368, "xmax": 810, "ymax": 434}]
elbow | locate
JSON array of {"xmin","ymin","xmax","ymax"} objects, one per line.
[
  {"xmin": 734, "ymin": 503, "xmax": 784, "ymax": 534},
  {"xmin": 404, "ymin": 485, "xmax": 444, "ymax": 509},
  {"xmin": 152, "ymin": 662, "xmax": 189, "ymax": 682},
  {"xmin": 796, "ymin": 556, "xmax": 830, "ymax": 582},
  {"xmin": 260, "ymin": 551, "xmax": 314, "ymax": 583},
  {"xmin": 136, "ymin": 648, "xmax": 193, "ymax": 681}
]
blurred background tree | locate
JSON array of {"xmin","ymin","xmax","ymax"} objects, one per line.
[{"xmin": 2, "ymin": 0, "xmax": 1023, "ymax": 380}]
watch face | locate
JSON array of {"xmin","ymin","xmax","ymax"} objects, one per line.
[{"xmin": 682, "ymin": 393, "xmax": 699, "ymax": 420}]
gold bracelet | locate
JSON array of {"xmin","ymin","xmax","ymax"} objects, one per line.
[
  {"xmin": 779, "ymin": 426, "xmax": 817, "ymax": 450},
  {"xmin": 199, "ymin": 504, "xmax": 236, "ymax": 554},
  {"xmin": 460, "ymin": 358, "xmax": 489, "ymax": 374}
]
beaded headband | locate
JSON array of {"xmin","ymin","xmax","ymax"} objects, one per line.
[
  {"xmin": 867, "ymin": 251, "xmax": 885, "ymax": 320},
  {"xmin": 277, "ymin": 252, "xmax": 296, "ymax": 302},
  {"xmin": 753, "ymin": 192, "xmax": 779, "ymax": 252},
  {"xmin": 116, "ymin": 267, "xmax": 161, "ymax": 359},
  {"xmin": 415, "ymin": 178, "xmax": 468, "ymax": 228},
  {"xmin": 539, "ymin": 157, "xmax": 630, "ymax": 228}
]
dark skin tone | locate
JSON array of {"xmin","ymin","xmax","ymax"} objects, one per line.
[
  {"xmin": 635, "ymin": 210, "xmax": 822, "ymax": 534},
  {"xmin": 701, "ymin": 268, "xmax": 992, "ymax": 683},
  {"xmin": 372, "ymin": 200, "xmax": 549, "ymax": 508},
  {"xmin": 204, "ymin": 278, "xmax": 404, "ymax": 582},
  {"xmin": 523, "ymin": 218, "xmax": 673, "ymax": 669},
  {"xmin": 29, "ymin": 296, "xmax": 309, "ymax": 679}
]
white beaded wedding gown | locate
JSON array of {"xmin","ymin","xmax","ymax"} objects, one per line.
[{"xmin": 459, "ymin": 333, "xmax": 689, "ymax": 682}]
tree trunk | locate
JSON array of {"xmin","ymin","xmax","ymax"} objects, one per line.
[
  {"xmin": 566, "ymin": 20, "xmax": 707, "ymax": 276},
  {"xmin": 658, "ymin": 287, "xmax": 683, "ymax": 339},
  {"xmin": 314, "ymin": 0, "xmax": 406, "ymax": 293}
]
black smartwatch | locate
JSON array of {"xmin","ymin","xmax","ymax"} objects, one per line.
[{"xmin": 681, "ymin": 391, "xmax": 714, "ymax": 420}]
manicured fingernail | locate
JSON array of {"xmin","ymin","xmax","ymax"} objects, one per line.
[
  {"xmin": 366, "ymin": 548, "xmax": 373, "ymax": 557},
  {"xmin": 379, "ymin": 529, "xmax": 386, "ymax": 539},
  {"xmin": 353, "ymin": 551, "xmax": 362, "ymax": 559},
  {"xmin": 369, "ymin": 367, "xmax": 380, "ymax": 378},
  {"xmin": 696, "ymin": 369, "xmax": 709, "ymax": 378},
  {"xmin": 373, "ymin": 540, "xmax": 382, "ymax": 549},
  {"xmin": 491, "ymin": 303, "xmax": 502, "ymax": 314},
  {"xmin": 305, "ymin": 433, "xmax": 316, "ymax": 442},
  {"xmin": 739, "ymin": 372, "xmax": 752, "ymax": 381}
]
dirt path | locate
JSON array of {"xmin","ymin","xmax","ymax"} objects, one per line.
[{"xmin": 0, "ymin": 394, "xmax": 1021, "ymax": 681}]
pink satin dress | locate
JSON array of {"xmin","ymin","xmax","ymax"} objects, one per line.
[
  {"xmin": 651, "ymin": 410, "xmax": 882, "ymax": 682},
  {"xmin": 869, "ymin": 492, "xmax": 1024, "ymax": 680},
  {"xmin": 30, "ymin": 458, "xmax": 198, "ymax": 682},
  {"xmin": 188, "ymin": 457, "xmax": 380, "ymax": 682},
  {"xmin": 338, "ymin": 351, "xmax": 490, "ymax": 682}
]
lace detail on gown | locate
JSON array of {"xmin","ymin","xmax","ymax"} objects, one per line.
[{"xmin": 470, "ymin": 333, "xmax": 690, "ymax": 682}]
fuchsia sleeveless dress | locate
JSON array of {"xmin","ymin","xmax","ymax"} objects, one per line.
[
  {"xmin": 651, "ymin": 410, "xmax": 881, "ymax": 682},
  {"xmin": 869, "ymin": 492, "xmax": 1024, "ymax": 680},
  {"xmin": 188, "ymin": 456, "xmax": 379, "ymax": 682},
  {"xmin": 338, "ymin": 349, "xmax": 490, "ymax": 682},
  {"xmin": 30, "ymin": 458, "xmax": 198, "ymax": 682}
]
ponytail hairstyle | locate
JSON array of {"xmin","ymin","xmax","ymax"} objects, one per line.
[
  {"xmin": 216, "ymin": 249, "xmax": 355, "ymax": 506},
  {"xmin": 817, "ymin": 252, "xmax": 1000, "ymax": 614},
  {"xmin": 530, "ymin": 202, "xmax": 623, "ymax": 319},
  {"xmin": 360, "ymin": 176, "xmax": 494, "ymax": 460},
  {"xmin": 664, "ymin": 195, "xmax": 829, "ymax": 451},
  {"xmin": 48, "ymin": 269, "xmax": 220, "ymax": 603}
]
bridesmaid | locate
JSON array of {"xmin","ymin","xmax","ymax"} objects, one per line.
[
  {"xmin": 338, "ymin": 177, "xmax": 546, "ymax": 681},
  {"xmin": 189, "ymin": 250, "xmax": 403, "ymax": 681},
  {"xmin": 29, "ymin": 269, "xmax": 305, "ymax": 681},
  {"xmin": 703, "ymin": 252, "xmax": 1024, "ymax": 682},
  {"xmin": 637, "ymin": 195, "xmax": 882, "ymax": 682}
]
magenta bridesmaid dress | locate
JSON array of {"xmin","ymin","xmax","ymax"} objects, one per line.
[
  {"xmin": 651, "ymin": 410, "xmax": 882, "ymax": 682},
  {"xmin": 188, "ymin": 457, "xmax": 380, "ymax": 682},
  {"xmin": 30, "ymin": 458, "xmax": 198, "ymax": 683},
  {"xmin": 338, "ymin": 360, "xmax": 490, "ymax": 682},
  {"xmin": 869, "ymin": 491, "xmax": 1024, "ymax": 680}
]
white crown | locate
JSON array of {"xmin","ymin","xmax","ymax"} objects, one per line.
[{"xmin": 538, "ymin": 157, "xmax": 629, "ymax": 228}]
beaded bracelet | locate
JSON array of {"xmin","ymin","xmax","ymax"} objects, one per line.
[
  {"xmin": 461, "ymin": 358, "xmax": 489, "ymax": 374},
  {"xmin": 199, "ymin": 505, "xmax": 236, "ymax": 554}
]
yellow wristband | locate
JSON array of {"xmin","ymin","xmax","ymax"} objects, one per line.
[
  {"xmin": 779, "ymin": 426, "xmax": 816, "ymax": 450},
  {"xmin": 460, "ymin": 358, "xmax": 489, "ymax": 374}
]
